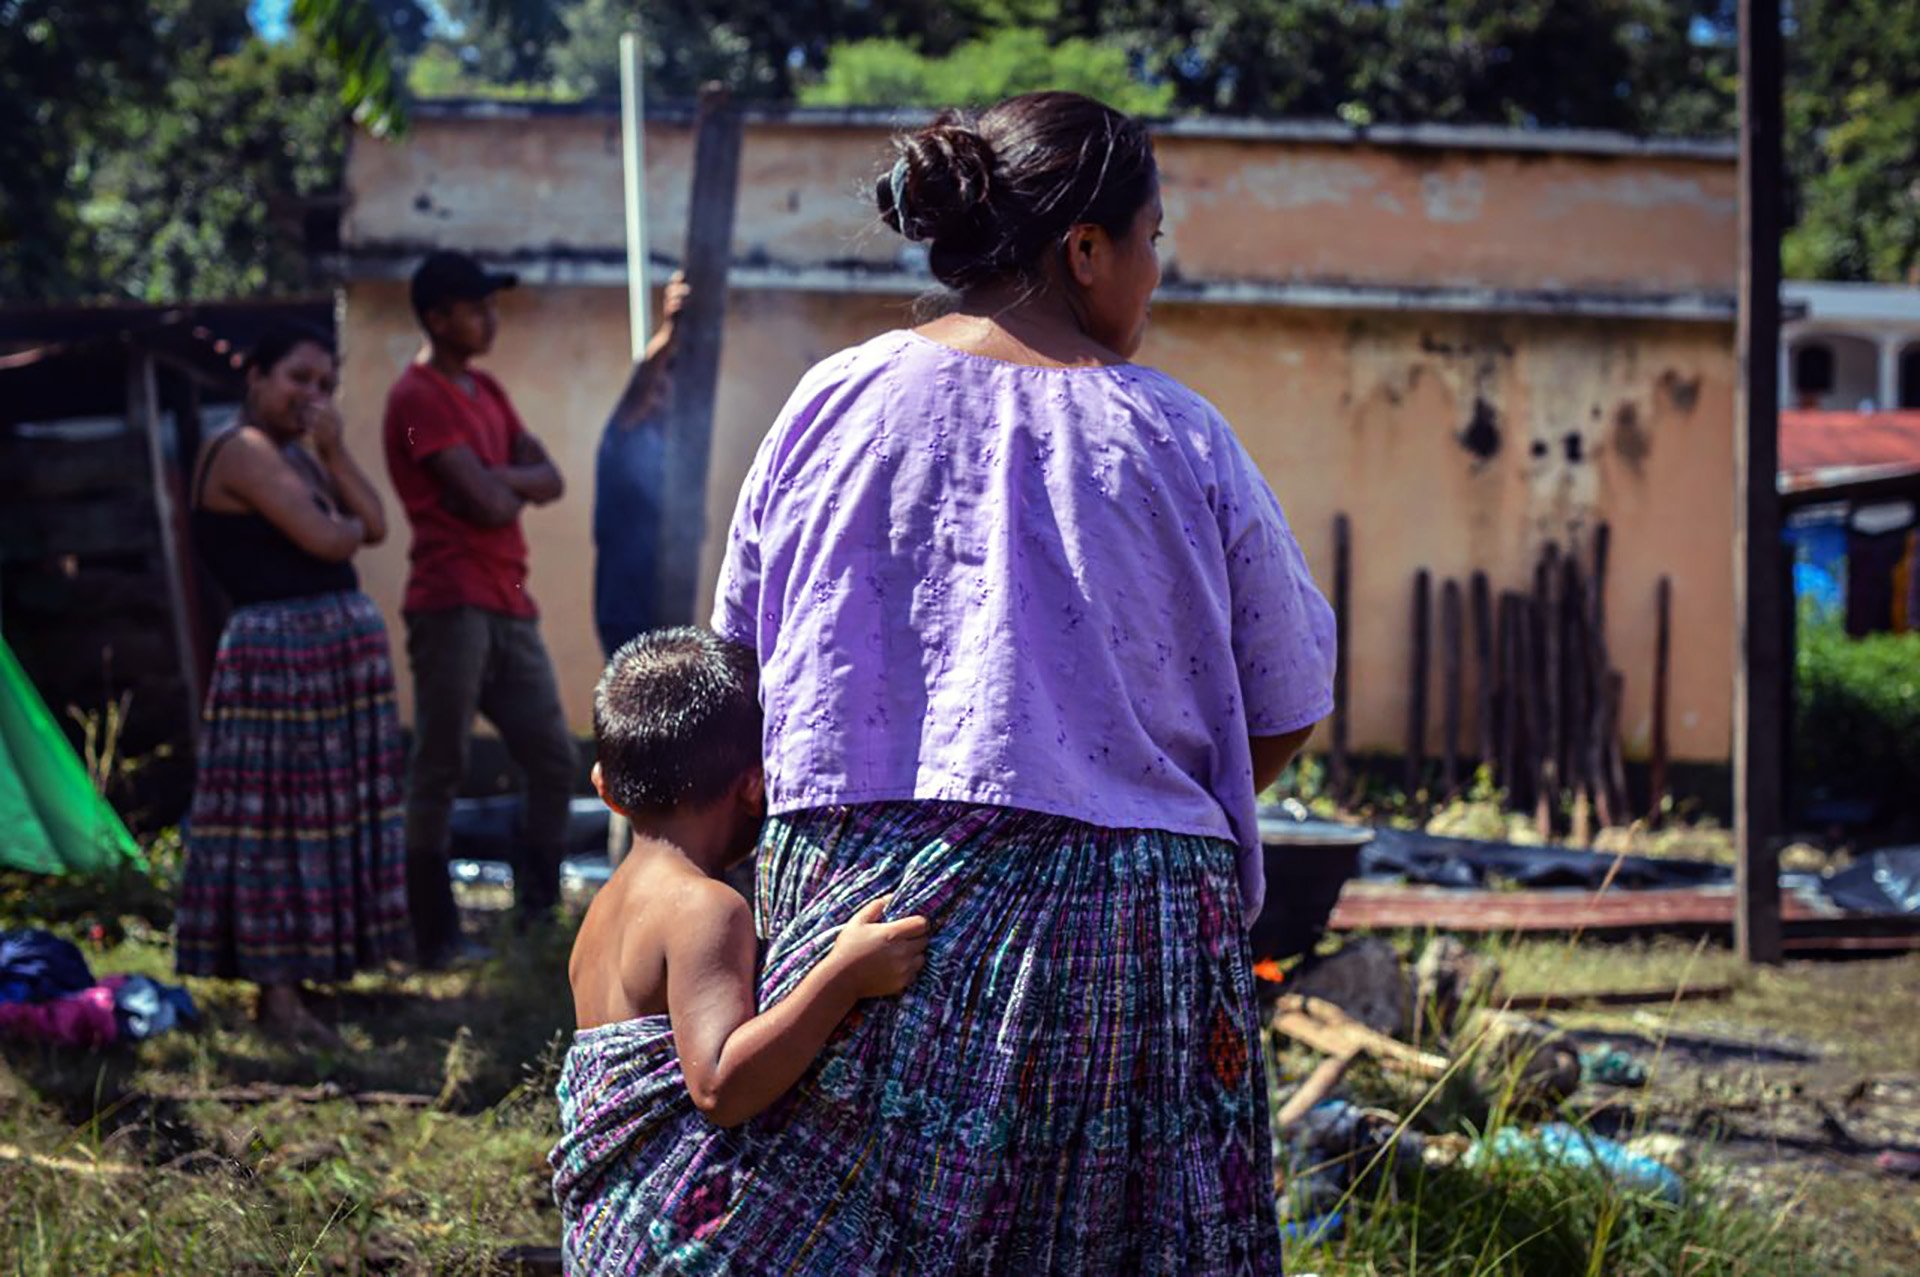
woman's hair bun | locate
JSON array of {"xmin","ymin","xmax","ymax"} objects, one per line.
[
  {"xmin": 876, "ymin": 113, "xmax": 996, "ymax": 250},
  {"xmin": 874, "ymin": 93, "xmax": 1157, "ymax": 292}
]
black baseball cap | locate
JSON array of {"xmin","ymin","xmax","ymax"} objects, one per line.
[{"xmin": 410, "ymin": 250, "xmax": 518, "ymax": 319}]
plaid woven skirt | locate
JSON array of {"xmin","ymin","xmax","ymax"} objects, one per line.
[
  {"xmin": 175, "ymin": 591, "xmax": 410, "ymax": 983},
  {"xmin": 552, "ymin": 802, "xmax": 1282, "ymax": 1275}
]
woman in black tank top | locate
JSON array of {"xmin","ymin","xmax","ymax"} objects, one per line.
[{"xmin": 176, "ymin": 327, "xmax": 412, "ymax": 1046}]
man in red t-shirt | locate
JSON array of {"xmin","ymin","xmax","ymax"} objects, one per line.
[{"xmin": 384, "ymin": 250, "xmax": 576, "ymax": 966}]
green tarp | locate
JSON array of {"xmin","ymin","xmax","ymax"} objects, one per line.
[{"xmin": 0, "ymin": 635, "xmax": 145, "ymax": 875}]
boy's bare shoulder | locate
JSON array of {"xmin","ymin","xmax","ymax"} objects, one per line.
[{"xmin": 661, "ymin": 872, "xmax": 752, "ymax": 928}]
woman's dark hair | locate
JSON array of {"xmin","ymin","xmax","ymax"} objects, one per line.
[
  {"xmin": 876, "ymin": 91, "xmax": 1158, "ymax": 291},
  {"xmin": 594, "ymin": 627, "xmax": 762, "ymax": 814},
  {"xmin": 243, "ymin": 323, "xmax": 335, "ymax": 377}
]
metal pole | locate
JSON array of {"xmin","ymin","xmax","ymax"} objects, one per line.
[
  {"xmin": 619, "ymin": 31, "xmax": 651, "ymax": 360},
  {"xmin": 1736, "ymin": 0, "xmax": 1786, "ymax": 964}
]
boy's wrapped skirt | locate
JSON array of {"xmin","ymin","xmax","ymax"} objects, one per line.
[{"xmin": 552, "ymin": 802, "xmax": 1282, "ymax": 1275}]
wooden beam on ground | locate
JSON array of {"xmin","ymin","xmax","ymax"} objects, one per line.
[
  {"xmin": 0, "ymin": 1142, "xmax": 140, "ymax": 1178},
  {"xmin": 1275, "ymin": 1048, "xmax": 1362, "ymax": 1129},
  {"xmin": 1509, "ymin": 983, "xmax": 1734, "ymax": 1011},
  {"xmin": 1735, "ymin": 0, "xmax": 1786, "ymax": 964},
  {"xmin": 653, "ymin": 85, "xmax": 743, "ymax": 627},
  {"xmin": 1327, "ymin": 881, "xmax": 1920, "ymax": 953},
  {"xmin": 1272, "ymin": 994, "xmax": 1451, "ymax": 1079}
]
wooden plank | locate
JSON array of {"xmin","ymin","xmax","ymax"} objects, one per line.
[
  {"xmin": 1406, "ymin": 569, "xmax": 1430, "ymax": 794},
  {"xmin": 1440, "ymin": 577, "xmax": 1462, "ymax": 794},
  {"xmin": 0, "ymin": 433, "xmax": 149, "ymax": 500},
  {"xmin": 1735, "ymin": 0, "xmax": 1786, "ymax": 964},
  {"xmin": 1327, "ymin": 881, "xmax": 1920, "ymax": 953},
  {"xmin": 653, "ymin": 85, "xmax": 744, "ymax": 627},
  {"xmin": 1272, "ymin": 995, "xmax": 1451, "ymax": 1079},
  {"xmin": 2, "ymin": 565, "xmax": 172, "ymax": 620},
  {"xmin": 1330, "ymin": 513, "xmax": 1351, "ymax": 792},
  {"xmin": 1509, "ymin": 983, "xmax": 1734, "ymax": 1011},
  {"xmin": 1651, "ymin": 575, "xmax": 1672, "ymax": 823},
  {"xmin": 1275, "ymin": 1049, "xmax": 1361, "ymax": 1129},
  {"xmin": 1471, "ymin": 571, "xmax": 1494, "ymax": 771},
  {"xmin": 0, "ymin": 498, "xmax": 157, "ymax": 559},
  {"xmin": 12, "ymin": 627, "xmax": 182, "ymax": 687}
]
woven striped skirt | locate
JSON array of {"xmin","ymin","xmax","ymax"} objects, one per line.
[
  {"xmin": 552, "ymin": 802, "xmax": 1282, "ymax": 1275},
  {"xmin": 175, "ymin": 591, "xmax": 410, "ymax": 983}
]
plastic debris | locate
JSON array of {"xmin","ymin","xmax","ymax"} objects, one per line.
[{"xmin": 1467, "ymin": 1124, "xmax": 1684, "ymax": 1203}]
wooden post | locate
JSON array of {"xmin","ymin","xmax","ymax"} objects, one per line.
[
  {"xmin": 1440, "ymin": 578, "xmax": 1462, "ymax": 795},
  {"xmin": 1471, "ymin": 571, "xmax": 1494, "ymax": 774},
  {"xmin": 1497, "ymin": 592, "xmax": 1518, "ymax": 797},
  {"xmin": 1736, "ymin": 0, "xmax": 1786, "ymax": 963},
  {"xmin": 1512, "ymin": 595, "xmax": 1543, "ymax": 818},
  {"xmin": 1406, "ymin": 569, "xmax": 1430, "ymax": 796},
  {"xmin": 1586, "ymin": 525, "xmax": 1620, "ymax": 825},
  {"xmin": 129, "ymin": 350, "xmax": 203, "ymax": 731},
  {"xmin": 1330, "ymin": 514, "xmax": 1352, "ymax": 793},
  {"xmin": 654, "ymin": 85, "xmax": 743, "ymax": 627},
  {"xmin": 1650, "ymin": 575, "xmax": 1672, "ymax": 824},
  {"xmin": 1535, "ymin": 546, "xmax": 1562, "ymax": 836},
  {"xmin": 1513, "ymin": 593, "xmax": 1540, "ymax": 817},
  {"xmin": 1562, "ymin": 555, "xmax": 1589, "ymax": 808},
  {"xmin": 1605, "ymin": 670, "xmax": 1630, "ymax": 821}
]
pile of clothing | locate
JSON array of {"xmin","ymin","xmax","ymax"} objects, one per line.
[{"xmin": 0, "ymin": 928, "xmax": 196, "ymax": 1048}]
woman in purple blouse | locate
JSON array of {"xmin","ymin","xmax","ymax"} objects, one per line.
[{"xmin": 555, "ymin": 92, "xmax": 1335, "ymax": 1274}]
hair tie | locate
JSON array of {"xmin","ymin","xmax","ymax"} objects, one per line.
[{"xmin": 889, "ymin": 156, "xmax": 911, "ymax": 229}]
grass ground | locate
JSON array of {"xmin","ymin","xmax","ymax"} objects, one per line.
[
  {"xmin": 1277, "ymin": 936, "xmax": 1920, "ymax": 1276},
  {"xmin": 0, "ymin": 889, "xmax": 574, "ymax": 1274},
  {"xmin": 4, "ymin": 873, "xmax": 1916, "ymax": 1274}
]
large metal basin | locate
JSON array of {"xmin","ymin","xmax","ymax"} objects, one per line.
[{"xmin": 1247, "ymin": 814, "xmax": 1374, "ymax": 963}]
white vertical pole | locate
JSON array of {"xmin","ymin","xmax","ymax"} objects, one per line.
[
  {"xmin": 1877, "ymin": 334, "xmax": 1902, "ymax": 412},
  {"xmin": 619, "ymin": 31, "xmax": 651, "ymax": 361}
]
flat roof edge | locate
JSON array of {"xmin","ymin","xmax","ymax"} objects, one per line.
[
  {"xmin": 405, "ymin": 98, "xmax": 1735, "ymax": 162},
  {"xmin": 334, "ymin": 250, "xmax": 1735, "ymax": 322}
]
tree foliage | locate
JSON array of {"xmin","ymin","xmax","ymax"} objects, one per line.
[
  {"xmin": 799, "ymin": 29, "xmax": 1174, "ymax": 116},
  {"xmin": 10, "ymin": 1, "xmax": 1920, "ymax": 304},
  {"xmin": 1782, "ymin": 0, "xmax": 1920, "ymax": 283}
]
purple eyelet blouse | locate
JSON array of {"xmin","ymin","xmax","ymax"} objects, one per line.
[{"xmin": 713, "ymin": 330, "xmax": 1336, "ymax": 919}]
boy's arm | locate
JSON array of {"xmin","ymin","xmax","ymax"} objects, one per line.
[
  {"xmin": 666, "ymin": 884, "xmax": 860, "ymax": 1129},
  {"xmin": 502, "ymin": 431, "xmax": 564, "ymax": 504},
  {"xmin": 667, "ymin": 887, "xmax": 928, "ymax": 1129},
  {"xmin": 423, "ymin": 445, "xmax": 526, "ymax": 528}
]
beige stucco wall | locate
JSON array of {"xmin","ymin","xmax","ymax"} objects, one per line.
[
  {"xmin": 344, "ymin": 113, "xmax": 1736, "ymax": 295},
  {"xmin": 339, "ymin": 109, "xmax": 1739, "ymax": 763}
]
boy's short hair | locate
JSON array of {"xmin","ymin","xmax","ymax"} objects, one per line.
[{"xmin": 594, "ymin": 627, "xmax": 762, "ymax": 814}]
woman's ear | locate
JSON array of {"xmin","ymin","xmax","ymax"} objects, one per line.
[{"xmin": 1065, "ymin": 224, "xmax": 1105, "ymax": 287}]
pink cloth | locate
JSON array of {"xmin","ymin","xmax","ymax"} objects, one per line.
[{"xmin": 0, "ymin": 983, "xmax": 118, "ymax": 1048}]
